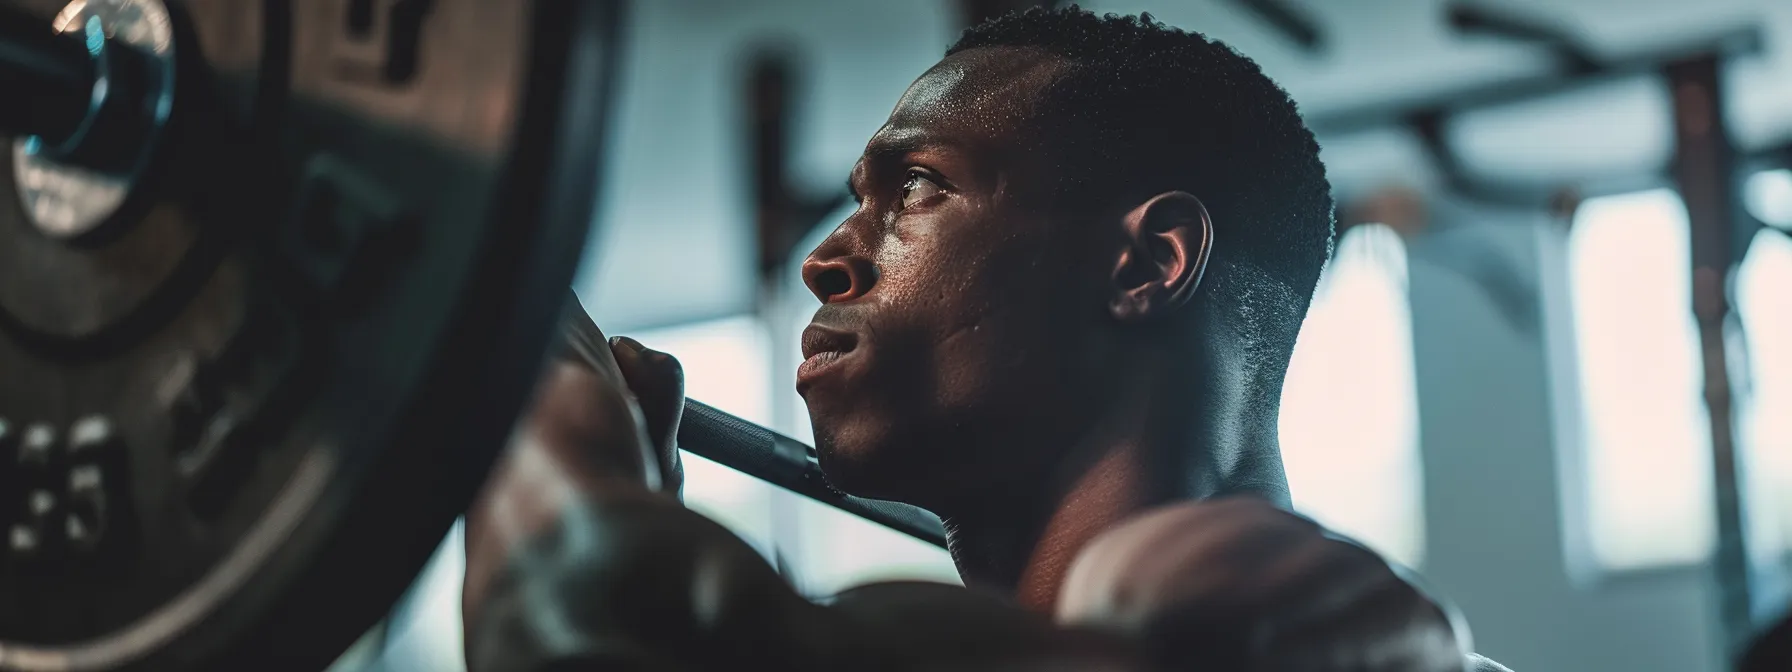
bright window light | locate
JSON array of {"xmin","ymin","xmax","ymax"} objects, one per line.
[
  {"xmin": 1279, "ymin": 223, "xmax": 1427, "ymax": 569},
  {"xmin": 780, "ymin": 495, "xmax": 963, "ymax": 598},
  {"xmin": 1568, "ymin": 188, "xmax": 1715, "ymax": 571},
  {"xmin": 1737, "ymin": 230, "xmax": 1792, "ymax": 555}
]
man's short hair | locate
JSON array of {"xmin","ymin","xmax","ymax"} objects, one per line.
[{"xmin": 948, "ymin": 6, "xmax": 1336, "ymax": 406}]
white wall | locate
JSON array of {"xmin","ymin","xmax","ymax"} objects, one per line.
[{"xmin": 1404, "ymin": 199, "xmax": 1727, "ymax": 672}]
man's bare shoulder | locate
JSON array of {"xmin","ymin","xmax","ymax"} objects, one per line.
[
  {"xmin": 1056, "ymin": 496, "xmax": 1340, "ymax": 628},
  {"xmin": 1059, "ymin": 497, "xmax": 1514, "ymax": 671}
]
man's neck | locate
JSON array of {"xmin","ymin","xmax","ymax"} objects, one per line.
[{"xmin": 935, "ymin": 374, "xmax": 1290, "ymax": 613}]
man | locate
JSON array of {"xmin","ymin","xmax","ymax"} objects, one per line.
[{"xmin": 463, "ymin": 7, "xmax": 1511, "ymax": 671}]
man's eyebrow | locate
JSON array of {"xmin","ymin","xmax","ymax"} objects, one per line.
[
  {"xmin": 848, "ymin": 130, "xmax": 962, "ymax": 200},
  {"xmin": 862, "ymin": 129, "xmax": 944, "ymax": 164}
]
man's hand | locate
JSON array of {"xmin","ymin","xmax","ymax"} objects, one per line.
[
  {"xmin": 462, "ymin": 309, "xmax": 690, "ymax": 668},
  {"xmin": 552, "ymin": 308, "xmax": 687, "ymax": 496},
  {"xmin": 1057, "ymin": 497, "xmax": 1469, "ymax": 671}
]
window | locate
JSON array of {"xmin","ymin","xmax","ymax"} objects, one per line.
[
  {"xmin": 1567, "ymin": 184, "xmax": 1792, "ymax": 572},
  {"xmin": 1567, "ymin": 189, "xmax": 1715, "ymax": 571},
  {"xmin": 1740, "ymin": 170, "xmax": 1792, "ymax": 556},
  {"xmin": 1279, "ymin": 224, "xmax": 1427, "ymax": 569},
  {"xmin": 1737, "ymin": 229, "xmax": 1792, "ymax": 555}
]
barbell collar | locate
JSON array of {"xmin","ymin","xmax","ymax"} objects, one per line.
[{"xmin": 0, "ymin": 3, "xmax": 164, "ymax": 176}]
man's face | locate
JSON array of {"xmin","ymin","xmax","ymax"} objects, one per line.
[{"xmin": 796, "ymin": 48, "xmax": 1113, "ymax": 507}]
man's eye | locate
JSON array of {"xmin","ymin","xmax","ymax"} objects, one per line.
[{"xmin": 900, "ymin": 172, "xmax": 942, "ymax": 210}]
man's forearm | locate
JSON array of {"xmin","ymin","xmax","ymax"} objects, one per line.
[
  {"xmin": 463, "ymin": 489, "xmax": 847, "ymax": 671},
  {"xmin": 461, "ymin": 471, "xmax": 1145, "ymax": 671}
]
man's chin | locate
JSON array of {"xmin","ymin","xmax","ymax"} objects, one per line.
[
  {"xmin": 811, "ymin": 439, "xmax": 942, "ymax": 507},
  {"xmin": 806, "ymin": 407, "xmax": 956, "ymax": 507},
  {"xmin": 813, "ymin": 448, "xmax": 907, "ymax": 502}
]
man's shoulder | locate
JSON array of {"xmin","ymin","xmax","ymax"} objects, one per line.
[
  {"xmin": 1070, "ymin": 497, "xmax": 1323, "ymax": 573},
  {"xmin": 1060, "ymin": 499, "xmax": 1517, "ymax": 672},
  {"xmin": 1056, "ymin": 497, "xmax": 1324, "ymax": 625}
]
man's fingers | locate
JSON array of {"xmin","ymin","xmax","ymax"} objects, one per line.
[
  {"xmin": 528, "ymin": 362, "xmax": 661, "ymax": 488},
  {"xmin": 608, "ymin": 337, "xmax": 685, "ymax": 442},
  {"xmin": 609, "ymin": 336, "xmax": 686, "ymax": 493},
  {"xmin": 558, "ymin": 306, "xmax": 630, "ymax": 389}
]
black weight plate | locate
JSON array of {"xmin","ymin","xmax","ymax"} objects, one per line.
[{"xmin": 0, "ymin": 0, "xmax": 622, "ymax": 669}]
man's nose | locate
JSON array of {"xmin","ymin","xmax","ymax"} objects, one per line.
[{"xmin": 801, "ymin": 236, "xmax": 878, "ymax": 304}]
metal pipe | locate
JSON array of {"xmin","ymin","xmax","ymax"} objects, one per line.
[
  {"xmin": 1311, "ymin": 26, "xmax": 1762, "ymax": 137},
  {"xmin": 1663, "ymin": 55, "xmax": 1757, "ymax": 665}
]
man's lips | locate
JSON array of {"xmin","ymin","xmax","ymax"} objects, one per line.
[
  {"xmin": 800, "ymin": 324, "xmax": 858, "ymax": 360},
  {"xmin": 797, "ymin": 325, "xmax": 859, "ymax": 390}
]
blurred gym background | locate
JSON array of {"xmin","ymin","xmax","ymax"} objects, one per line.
[{"xmin": 351, "ymin": 1, "xmax": 1792, "ymax": 670}]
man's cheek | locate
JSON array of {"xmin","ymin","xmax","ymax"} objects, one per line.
[{"xmin": 931, "ymin": 331, "xmax": 1024, "ymax": 415}]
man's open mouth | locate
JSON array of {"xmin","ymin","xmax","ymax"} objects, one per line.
[{"xmin": 797, "ymin": 325, "xmax": 859, "ymax": 391}]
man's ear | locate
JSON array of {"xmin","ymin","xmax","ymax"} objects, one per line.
[{"xmin": 1109, "ymin": 191, "xmax": 1214, "ymax": 322}]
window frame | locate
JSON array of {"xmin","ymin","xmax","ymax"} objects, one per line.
[{"xmin": 1546, "ymin": 179, "xmax": 1792, "ymax": 587}]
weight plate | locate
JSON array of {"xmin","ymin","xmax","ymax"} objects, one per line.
[{"xmin": 0, "ymin": 0, "xmax": 623, "ymax": 669}]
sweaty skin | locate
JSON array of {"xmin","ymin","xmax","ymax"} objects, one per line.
[
  {"xmin": 798, "ymin": 46, "xmax": 1286, "ymax": 606},
  {"xmin": 465, "ymin": 46, "xmax": 1492, "ymax": 671}
]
